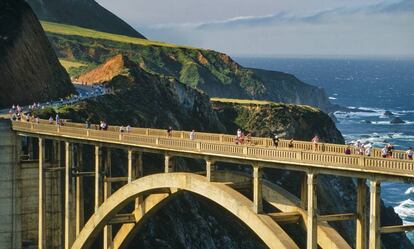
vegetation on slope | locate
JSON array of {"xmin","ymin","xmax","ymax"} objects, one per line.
[
  {"xmin": 26, "ymin": 0, "xmax": 145, "ymax": 38},
  {"xmin": 41, "ymin": 22, "xmax": 336, "ymax": 111}
]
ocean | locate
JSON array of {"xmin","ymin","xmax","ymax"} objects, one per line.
[{"xmin": 236, "ymin": 57, "xmax": 414, "ymax": 242}]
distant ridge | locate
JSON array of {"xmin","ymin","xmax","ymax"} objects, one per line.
[{"xmin": 26, "ymin": 0, "xmax": 145, "ymax": 39}]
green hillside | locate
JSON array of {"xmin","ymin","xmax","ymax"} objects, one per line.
[{"xmin": 42, "ymin": 21, "xmax": 336, "ymax": 111}]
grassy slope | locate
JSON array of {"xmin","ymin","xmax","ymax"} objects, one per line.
[
  {"xmin": 59, "ymin": 59, "xmax": 86, "ymax": 70},
  {"xmin": 42, "ymin": 21, "xmax": 333, "ymax": 111},
  {"xmin": 42, "ymin": 21, "xmax": 197, "ymax": 49}
]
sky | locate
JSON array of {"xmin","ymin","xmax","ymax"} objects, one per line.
[{"xmin": 96, "ymin": 0, "xmax": 414, "ymax": 57}]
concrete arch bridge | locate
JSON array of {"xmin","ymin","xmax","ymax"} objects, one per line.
[{"xmin": 1, "ymin": 119, "xmax": 413, "ymax": 249}]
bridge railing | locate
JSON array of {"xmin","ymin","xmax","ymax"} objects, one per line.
[{"xmin": 11, "ymin": 120, "xmax": 414, "ymax": 177}]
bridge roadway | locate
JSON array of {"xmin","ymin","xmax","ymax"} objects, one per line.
[{"xmin": 9, "ymin": 119, "xmax": 414, "ymax": 249}]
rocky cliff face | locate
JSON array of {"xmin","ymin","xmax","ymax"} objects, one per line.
[
  {"xmin": 26, "ymin": 0, "xmax": 145, "ymax": 38},
  {"xmin": 213, "ymin": 99, "xmax": 344, "ymax": 143},
  {"xmin": 42, "ymin": 24, "xmax": 337, "ymax": 112},
  {"xmin": 0, "ymin": 0, "xmax": 74, "ymax": 108}
]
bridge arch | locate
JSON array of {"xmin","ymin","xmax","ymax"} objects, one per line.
[
  {"xmin": 72, "ymin": 173, "xmax": 299, "ymax": 249},
  {"xmin": 112, "ymin": 171, "xmax": 351, "ymax": 249}
]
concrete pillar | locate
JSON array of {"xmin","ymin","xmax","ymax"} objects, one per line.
[
  {"xmin": 95, "ymin": 146, "xmax": 101, "ymax": 212},
  {"xmin": 28, "ymin": 137, "xmax": 34, "ymax": 159},
  {"xmin": 64, "ymin": 142, "xmax": 71, "ymax": 249},
  {"xmin": 75, "ymin": 145, "xmax": 84, "ymax": 236},
  {"xmin": 253, "ymin": 164, "xmax": 263, "ymax": 214},
  {"xmin": 356, "ymin": 178, "xmax": 367, "ymax": 249},
  {"xmin": 0, "ymin": 120, "xmax": 21, "ymax": 249},
  {"xmin": 300, "ymin": 174, "xmax": 308, "ymax": 210},
  {"xmin": 164, "ymin": 154, "xmax": 173, "ymax": 173},
  {"xmin": 206, "ymin": 160, "xmax": 215, "ymax": 182},
  {"xmin": 38, "ymin": 138, "xmax": 45, "ymax": 249},
  {"xmin": 369, "ymin": 180, "xmax": 381, "ymax": 249},
  {"xmin": 104, "ymin": 149, "xmax": 113, "ymax": 249},
  {"xmin": 128, "ymin": 149, "xmax": 133, "ymax": 183},
  {"xmin": 135, "ymin": 152, "xmax": 143, "ymax": 210},
  {"xmin": 135, "ymin": 151, "xmax": 143, "ymax": 179},
  {"xmin": 307, "ymin": 173, "xmax": 317, "ymax": 249}
]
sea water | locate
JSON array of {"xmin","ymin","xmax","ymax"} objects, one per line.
[{"xmin": 236, "ymin": 57, "xmax": 414, "ymax": 242}]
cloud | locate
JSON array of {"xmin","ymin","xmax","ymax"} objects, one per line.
[{"xmin": 149, "ymin": 0, "xmax": 414, "ymax": 30}]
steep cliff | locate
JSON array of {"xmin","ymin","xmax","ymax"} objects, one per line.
[
  {"xmin": 212, "ymin": 98, "xmax": 344, "ymax": 143},
  {"xmin": 41, "ymin": 21, "xmax": 337, "ymax": 111},
  {"xmin": 26, "ymin": 0, "xmax": 145, "ymax": 38},
  {"xmin": 0, "ymin": 0, "xmax": 74, "ymax": 108}
]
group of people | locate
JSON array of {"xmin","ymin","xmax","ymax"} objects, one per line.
[
  {"xmin": 343, "ymin": 140, "xmax": 413, "ymax": 160},
  {"xmin": 235, "ymin": 129, "xmax": 252, "ymax": 145},
  {"xmin": 345, "ymin": 140, "xmax": 373, "ymax": 156},
  {"xmin": 9, "ymin": 104, "xmax": 42, "ymax": 124}
]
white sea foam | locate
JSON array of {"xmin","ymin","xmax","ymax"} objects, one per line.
[
  {"xmin": 394, "ymin": 199, "xmax": 414, "ymax": 219},
  {"xmin": 405, "ymin": 187, "xmax": 414, "ymax": 195},
  {"xmin": 329, "ymin": 97, "xmax": 337, "ymax": 100}
]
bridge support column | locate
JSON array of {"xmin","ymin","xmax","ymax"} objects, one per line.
[
  {"xmin": 369, "ymin": 180, "xmax": 381, "ymax": 249},
  {"xmin": 95, "ymin": 145, "xmax": 102, "ymax": 212},
  {"xmin": 38, "ymin": 137, "xmax": 45, "ymax": 249},
  {"xmin": 104, "ymin": 149, "xmax": 113, "ymax": 249},
  {"xmin": 64, "ymin": 142, "xmax": 72, "ymax": 249},
  {"xmin": 206, "ymin": 159, "xmax": 215, "ymax": 182},
  {"xmin": 76, "ymin": 145, "xmax": 84, "ymax": 236},
  {"xmin": 356, "ymin": 178, "xmax": 367, "ymax": 249},
  {"xmin": 300, "ymin": 174, "xmax": 308, "ymax": 210},
  {"xmin": 164, "ymin": 154, "xmax": 173, "ymax": 173},
  {"xmin": 253, "ymin": 164, "xmax": 263, "ymax": 214},
  {"xmin": 128, "ymin": 149, "xmax": 133, "ymax": 183},
  {"xmin": 135, "ymin": 152, "xmax": 144, "ymax": 209},
  {"xmin": 307, "ymin": 173, "xmax": 317, "ymax": 249}
]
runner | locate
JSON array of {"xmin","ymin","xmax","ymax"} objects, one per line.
[
  {"xmin": 406, "ymin": 147, "xmax": 413, "ymax": 160},
  {"xmin": 190, "ymin": 130, "xmax": 196, "ymax": 140},
  {"xmin": 167, "ymin": 127, "xmax": 173, "ymax": 138},
  {"xmin": 381, "ymin": 146, "xmax": 388, "ymax": 158},
  {"xmin": 345, "ymin": 146, "xmax": 351, "ymax": 155},
  {"xmin": 273, "ymin": 134, "xmax": 279, "ymax": 147},
  {"xmin": 288, "ymin": 139, "xmax": 294, "ymax": 149},
  {"xmin": 312, "ymin": 135, "xmax": 320, "ymax": 151},
  {"xmin": 364, "ymin": 143, "xmax": 372, "ymax": 157}
]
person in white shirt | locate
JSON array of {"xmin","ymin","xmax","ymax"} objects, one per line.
[
  {"xmin": 381, "ymin": 146, "xmax": 388, "ymax": 158},
  {"xmin": 126, "ymin": 125, "xmax": 131, "ymax": 133},
  {"xmin": 190, "ymin": 130, "xmax": 195, "ymax": 140},
  {"xmin": 406, "ymin": 147, "xmax": 413, "ymax": 160},
  {"xmin": 364, "ymin": 144, "xmax": 372, "ymax": 156},
  {"xmin": 237, "ymin": 129, "xmax": 242, "ymax": 138}
]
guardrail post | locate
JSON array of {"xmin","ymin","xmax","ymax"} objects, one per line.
[
  {"xmin": 119, "ymin": 133, "xmax": 123, "ymax": 141},
  {"xmin": 243, "ymin": 146, "xmax": 248, "ymax": 155},
  {"xmin": 358, "ymin": 156, "xmax": 365, "ymax": 167},
  {"xmin": 307, "ymin": 173, "xmax": 318, "ymax": 249},
  {"xmin": 86, "ymin": 130, "xmax": 90, "ymax": 137},
  {"xmin": 369, "ymin": 180, "xmax": 381, "ymax": 249},
  {"xmin": 196, "ymin": 142, "xmax": 201, "ymax": 151},
  {"xmin": 297, "ymin": 151, "xmax": 303, "ymax": 161},
  {"xmin": 219, "ymin": 135, "xmax": 224, "ymax": 142},
  {"xmin": 145, "ymin": 129, "xmax": 149, "ymax": 136},
  {"xmin": 155, "ymin": 138, "xmax": 159, "ymax": 145}
]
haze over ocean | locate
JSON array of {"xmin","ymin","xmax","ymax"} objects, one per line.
[{"xmin": 236, "ymin": 57, "xmax": 414, "ymax": 242}]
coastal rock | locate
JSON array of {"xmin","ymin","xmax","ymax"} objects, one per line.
[
  {"xmin": 361, "ymin": 120, "xmax": 372, "ymax": 124},
  {"xmin": 390, "ymin": 117, "xmax": 405, "ymax": 124},
  {"xmin": 0, "ymin": 0, "xmax": 74, "ymax": 108},
  {"xmin": 384, "ymin": 110, "xmax": 394, "ymax": 116}
]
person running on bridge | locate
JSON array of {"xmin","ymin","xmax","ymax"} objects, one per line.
[
  {"xmin": 387, "ymin": 143, "xmax": 394, "ymax": 158},
  {"xmin": 345, "ymin": 146, "xmax": 352, "ymax": 155},
  {"xmin": 273, "ymin": 134, "xmax": 279, "ymax": 147},
  {"xmin": 167, "ymin": 127, "xmax": 173, "ymax": 138},
  {"xmin": 190, "ymin": 130, "xmax": 196, "ymax": 140},
  {"xmin": 236, "ymin": 129, "xmax": 242, "ymax": 139},
  {"xmin": 55, "ymin": 114, "xmax": 60, "ymax": 126},
  {"xmin": 246, "ymin": 132, "xmax": 252, "ymax": 145},
  {"xmin": 312, "ymin": 135, "xmax": 320, "ymax": 151},
  {"xmin": 288, "ymin": 139, "xmax": 294, "ymax": 149},
  {"xmin": 364, "ymin": 143, "xmax": 372, "ymax": 157},
  {"xmin": 381, "ymin": 145, "xmax": 388, "ymax": 158},
  {"xmin": 406, "ymin": 147, "xmax": 413, "ymax": 160},
  {"xmin": 126, "ymin": 125, "xmax": 131, "ymax": 133},
  {"xmin": 49, "ymin": 116, "xmax": 53, "ymax": 124},
  {"xmin": 119, "ymin": 125, "xmax": 125, "ymax": 133}
]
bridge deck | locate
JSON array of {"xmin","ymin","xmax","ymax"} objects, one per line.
[{"xmin": 11, "ymin": 120, "xmax": 414, "ymax": 180}]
